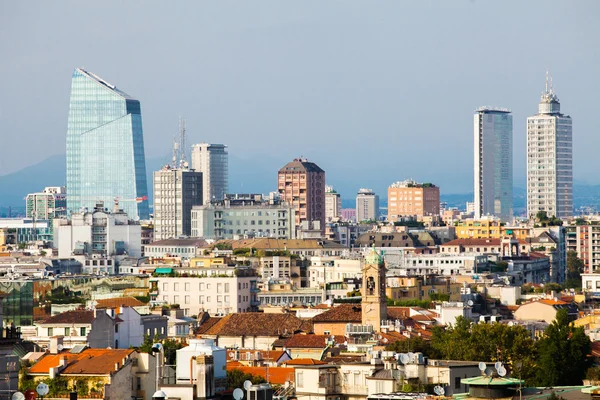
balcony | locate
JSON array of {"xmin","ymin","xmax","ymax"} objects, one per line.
[{"xmin": 0, "ymin": 327, "xmax": 21, "ymax": 346}]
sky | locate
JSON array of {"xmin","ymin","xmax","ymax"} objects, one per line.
[{"xmin": 0, "ymin": 1, "xmax": 599, "ymax": 196}]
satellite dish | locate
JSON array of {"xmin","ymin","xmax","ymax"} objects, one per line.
[
  {"xmin": 243, "ymin": 380, "xmax": 252, "ymax": 390},
  {"xmin": 467, "ymin": 300, "xmax": 474, "ymax": 307},
  {"xmin": 36, "ymin": 383, "xmax": 50, "ymax": 396},
  {"xmin": 407, "ymin": 352, "xmax": 415, "ymax": 360},
  {"xmin": 233, "ymin": 388, "xmax": 244, "ymax": 400},
  {"xmin": 12, "ymin": 393, "xmax": 25, "ymax": 400},
  {"xmin": 495, "ymin": 361, "xmax": 502, "ymax": 370},
  {"xmin": 434, "ymin": 386, "xmax": 445, "ymax": 396},
  {"xmin": 229, "ymin": 352, "xmax": 235, "ymax": 358},
  {"xmin": 498, "ymin": 366, "xmax": 507, "ymax": 377},
  {"xmin": 57, "ymin": 344, "xmax": 64, "ymax": 351},
  {"xmin": 478, "ymin": 362, "xmax": 486, "ymax": 372},
  {"xmin": 400, "ymin": 354, "xmax": 410, "ymax": 364},
  {"xmin": 378, "ymin": 335, "xmax": 383, "ymax": 340},
  {"xmin": 383, "ymin": 338, "xmax": 388, "ymax": 343}
]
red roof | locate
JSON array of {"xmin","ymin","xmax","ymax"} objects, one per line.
[
  {"xmin": 201, "ymin": 313, "xmax": 312, "ymax": 336},
  {"xmin": 442, "ymin": 238, "xmax": 528, "ymax": 247},
  {"xmin": 39, "ymin": 310, "xmax": 94, "ymax": 325},
  {"xmin": 226, "ymin": 366, "xmax": 295, "ymax": 384},
  {"xmin": 29, "ymin": 349, "xmax": 135, "ymax": 375},
  {"xmin": 284, "ymin": 334, "xmax": 345, "ymax": 349},
  {"xmin": 284, "ymin": 358, "xmax": 326, "ymax": 365},
  {"xmin": 312, "ymin": 304, "xmax": 361, "ymax": 323}
]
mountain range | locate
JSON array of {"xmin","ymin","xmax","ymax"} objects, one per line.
[{"xmin": 1, "ymin": 155, "xmax": 599, "ymax": 217}]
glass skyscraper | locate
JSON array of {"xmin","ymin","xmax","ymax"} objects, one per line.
[{"xmin": 66, "ymin": 68, "xmax": 149, "ymax": 219}]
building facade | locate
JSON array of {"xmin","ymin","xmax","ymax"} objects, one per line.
[
  {"xmin": 356, "ymin": 188, "xmax": 379, "ymax": 222},
  {"xmin": 26, "ymin": 186, "xmax": 67, "ymax": 221},
  {"xmin": 153, "ymin": 166, "xmax": 203, "ymax": 241},
  {"xmin": 474, "ymin": 107, "xmax": 513, "ymax": 222},
  {"xmin": 66, "ymin": 68, "xmax": 149, "ymax": 219},
  {"xmin": 190, "ymin": 194, "xmax": 295, "ymax": 239},
  {"xmin": 527, "ymin": 73, "xmax": 573, "ymax": 220},
  {"xmin": 387, "ymin": 180, "xmax": 440, "ymax": 221},
  {"xmin": 278, "ymin": 158, "xmax": 326, "ymax": 229},
  {"xmin": 191, "ymin": 143, "xmax": 229, "ymax": 205},
  {"xmin": 325, "ymin": 185, "xmax": 342, "ymax": 222},
  {"xmin": 53, "ymin": 204, "xmax": 142, "ymax": 259}
]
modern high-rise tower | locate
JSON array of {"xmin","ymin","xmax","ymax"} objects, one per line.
[
  {"xmin": 527, "ymin": 73, "xmax": 573, "ymax": 220},
  {"xmin": 191, "ymin": 143, "xmax": 229, "ymax": 205},
  {"xmin": 66, "ymin": 68, "xmax": 149, "ymax": 219},
  {"xmin": 356, "ymin": 188, "xmax": 379, "ymax": 222},
  {"xmin": 474, "ymin": 107, "xmax": 513, "ymax": 222}
]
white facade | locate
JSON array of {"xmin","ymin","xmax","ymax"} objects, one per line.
[
  {"xmin": 26, "ymin": 186, "xmax": 67, "ymax": 220},
  {"xmin": 191, "ymin": 143, "xmax": 229, "ymax": 205},
  {"xmin": 153, "ymin": 167, "xmax": 203, "ymax": 241},
  {"xmin": 474, "ymin": 107, "xmax": 513, "ymax": 222},
  {"xmin": 388, "ymin": 253, "xmax": 488, "ymax": 277},
  {"xmin": 527, "ymin": 74, "xmax": 573, "ymax": 219},
  {"xmin": 325, "ymin": 185, "xmax": 342, "ymax": 221},
  {"xmin": 53, "ymin": 208, "xmax": 142, "ymax": 259},
  {"xmin": 190, "ymin": 196, "xmax": 295, "ymax": 240},
  {"xmin": 356, "ymin": 188, "xmax": 379, "ymax": 222},
  {"xmin": 152, "ymin": 275, "xmax": 257, "ymax": 316},
  {"xmin": 308, "ymin": 257, "xmax": 361, "ymax": 288}
]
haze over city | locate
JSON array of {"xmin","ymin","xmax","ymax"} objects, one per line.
[{"xmin": 1, "ymin": 1, "xmax": 599, "ymax": 198}]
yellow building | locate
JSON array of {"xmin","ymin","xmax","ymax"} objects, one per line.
[
  {"xmin": 455, "ymin": 218, "xmax": 529, "ymax": 240},
  {"xmin": 386, "ymin": 276, "xmax": 462, "ymax": 302},
  {"xmin": 189, "ymin": 256, "xmax": 228, "ymax": 268}
]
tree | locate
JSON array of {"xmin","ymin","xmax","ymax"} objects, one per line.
[
  {"xmin": 227, "ymin": 369, "xmax": 265, "ymax": 390},
  {"xmin": 534, "ymin": 309, "xmax": 592, "ymax": 386},
  {"xmin": 386, "ymin": 336, "xmax": 432, "ymax": 357},
  {"xmin": 565, "ymin": 251, "xmax": 584, "ymax": 289}
]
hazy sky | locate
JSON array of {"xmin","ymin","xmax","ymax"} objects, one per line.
[{"xmin": 1, "ymin": 1, "xmax": 598, "ymax": 195}]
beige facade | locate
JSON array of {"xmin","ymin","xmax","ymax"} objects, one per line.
[
  {"xmin": 387, "ymin": 180, "xmax": 440, "ymax": 221},
  {"xmin": 325, "ymin": 185, "xmax": 342, "ymax": 221},
  {"xmin": 278, "ymin": 158, "xmax": 326, "ymax": 229}
]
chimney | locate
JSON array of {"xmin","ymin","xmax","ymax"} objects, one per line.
[{"xmin": 49, "ymin": 336, "xmax": 64, "ymax": 354}]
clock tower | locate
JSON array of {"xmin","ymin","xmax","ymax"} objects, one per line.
[{"xmin": 361, "ymin": 246, "xmax": 387, "ymax": 332}]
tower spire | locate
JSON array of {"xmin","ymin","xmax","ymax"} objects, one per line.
[{"xmin": 545, "ymin": 70, "xmax": 549, "ymax": 93}]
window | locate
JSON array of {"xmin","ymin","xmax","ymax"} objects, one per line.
[
  {"xmin": 48, "ymin": 327, "xmax": 53, "ymax": 336},
  {"xmin": 596, "ymin": 281, "xmax": 600, "ymax": 289},
  {"xmin": 115, "ymin": 324, "xmax": 119, "ymax": 333},
  {"xmin": 80, "ymin": 327, "xmax": 86, "ymax": 336},
  {"xmin": 185, "ymin": 283, "xmax": 190, "ymax": 291},
  {"xmin": 455, "ymin": 377, "xmax": 461, "ymax": 389},
  {"xmin": 174, "ymin": 295, "xmax": 179, "ymax": 303},
  {"xmin": 185, "ymin": 295, "xmax": 190, "ymax": 304},
  {"xmin": 297, "ymin": 372, "xmax": 304, "ymax": 388},
  {"xmin": 174, "ymin": 283, "xmax": 180, "ymax": 291},
  {"xmin": 200, "ymin": 283, "xmax": 204, "ymax": 291},
  {"xmin": 65, "ymin": 327, "xmax": 70, "ymax": 336},
  {"xmin": 163, "ymin": 283, "xmax": 168, "ymax": 291}
]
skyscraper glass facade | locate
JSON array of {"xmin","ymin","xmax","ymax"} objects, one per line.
[{"xmin": 66, "ymin": 68, "xmax": 149, "ymax": 219}]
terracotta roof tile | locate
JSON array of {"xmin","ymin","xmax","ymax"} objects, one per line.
[
  {"xmin": 538, "ymin": 299, "xmax": 568, "ymax": 306},
  {"xmin": 226, "ymin": 366, "xmax": 295, "ymax": 385},
  {"xmin": 312, "ymin": 304, "xmax": 361, "ymax": 323},
  {"xmin": 201, "ymin": 313, "xmax": 312, "ymax": 337},
  {"xmin": 284, "ymin": 358, "xmax": 327, "ymax": 365},
  {"xmin": 29, "ymin": 349, "xmax": 135, "ymax": 375},
  {"xmin": 195, "ymin": 317, "xmax": 223, "ymax": 335},
  {"xmin": 95, "ymin": 297, "xmax": 145, "ymax": 308},
  {"xmin": 284, "ymin": 334, "xmax": 345, "ymax": 349},
  {"xmin": 442, "ymin": 238, "xmax": 528, "ymax": 247},
  {"xmin": 39, "ymin": 310, "xmax": 94, "ymax": 325}
]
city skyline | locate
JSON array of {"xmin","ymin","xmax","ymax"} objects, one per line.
[{"xmin": 1, "ymin": 1, "xmax": 599, "ymax": 197}]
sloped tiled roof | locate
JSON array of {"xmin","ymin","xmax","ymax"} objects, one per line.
[
  {"xmin": 386, "ymin": 307, "xmax": 410, "ymax": 320},
  {"xmin": 95, "ymin": 297, "xmax": 145, "ymax": 308},
  {"xmin": 442, "ymin": 238, "xmax": 528, "ymax": 247},
  {"xmin": 217, "ymin": 238, "xmax": 346, "ymax": 251},
  {"xmin": 39, "ymin": 310, "xmax": 94, "ymax": 325},
  {"xmin": 226, "ymin": 366, "xmax": 295, "ymax": 385},
  {"xmin": 195, "ymin": 317, "xmax": 223, "ymax": 335},
  {"xmin": 312, "ymin": 304, "xmax": 361, "ymax": 323},
  {"xmin": 29, "ymin": 349, "xmax": 135, "ymax": 375},
  {"xmin": 201, "ymin": 313, "xmax": 312, "ymax": 337},
  {"xmin": 227, "ymin": 350, "xmax": 287, "ymax": 362},
  {"xmin": 284, "ymin": 334, "xmax": 345, "ymax": 349},
  {"xmin": 284, "ymin": 358, "xmax": 327, "ymax": 365}
]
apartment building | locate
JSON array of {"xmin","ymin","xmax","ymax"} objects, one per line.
[
  {"xmin": 325, "ymin": 185, "xmax": 342, "ymax": 221},
  {"xmin": 454, "ymin": 218, "xmax": 530, "ymax": 240},
  {"xmin": 387, "ymin": 180, "xmax": 440, "ymax": 221}
]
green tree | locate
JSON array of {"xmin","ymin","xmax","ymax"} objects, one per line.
[
  {"xmin": 565, "ymin": 251, "xmax": 584, "ymax": 289},
  {"xmin": 534, "ymin": 309, "xmax": 592, "ymax": 386},
  {"xmin": 227, "ymin": 369, "xmax": 266, "ymax": 390},
  {"xmin": 386, "ymin": 336, "xmax": 432, "ymax": 357}
]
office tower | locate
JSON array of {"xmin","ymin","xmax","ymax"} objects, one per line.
[
  {"xmin": 325, "ymin": 185, "xmax": 342, "ymax": 221},
  {"xmin": 66, "ymin": 68, "xmax": 149, "ymax": 219},
  {"xmin": 387, "ymin": 180, "xmax": 440, "ymax": 221},
  {"xmin": 278, "ymin": 158, "xmax": 326, "ymax": 229},
  {"xmin": 153, "ymin": 167, "xmax": 203, "ymax": 241},
  {"xmin": 356, "ymin": 188, "xmax": 379, "ymax": 222},
  {"xmin": 474, "ymin": 107, "xmax": 513, "ymax": 222},
  {"xmin": 26, "ymin": 187, "xmax": 67, "ymax": 220},
  {"xmin": 191, "ymin": 143, "xmax": 228, "ymax": 205},
  {"xmin": 527, "ymin": 73, "xmax": 573, "ymax": 220}
]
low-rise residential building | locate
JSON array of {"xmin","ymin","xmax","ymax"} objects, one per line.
[
  {"xmin": 145, "ymin": 238, "xmax": 210, "ymax": 259},
  {"xmin": 454, "ymin": 218, "xmax": 530, "ymax": 240},
  {"xmin": 32, "ymin": 310, "xmax": 94, "ymax": 349},
  {"xmin": 191, "ymin": 193, "xmax": 296, "ymax": 239},
  {"xmin": 26, "ymin": 348, "xmax": 158, "ymax": 400},
  {"xmin": 386, "ymin": 276, "xmax": 462, "ymax": 302},
  {"xmin": 150, "ymin": 273, "xmax": 259, "ymax": 316},
  {"xmin": 220, "ymin": 238, "xmax": 348, "ymax": 258},
  {"xmin": 440, "ymin": 238, "xmax": 531, "ymax": 255},
  {"xmin": 309, "ymin": 258, "xmax": 362, "ymax": 288},
  {"xmin": 387, "ymin": 180, "xmax": 440, "ymax": 222},
  {"xmin": 514, "ymin": 299, "xmax": 578, "ymax": 323},
  {"xmin": 258, "ymin": 284, "xmax": 323, "ymax": 307},
  {"xmin": 388, "ymin": 253, "xmax": 488, "ymax": 276}
]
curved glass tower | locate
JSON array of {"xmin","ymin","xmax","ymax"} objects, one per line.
[{"xmin": 66, "ymin": 68, "xmax": 149, "ymax": 219}]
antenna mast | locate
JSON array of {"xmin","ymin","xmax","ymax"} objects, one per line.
[{"xmin": 179, "ymin": 116, "xmax": 187, "ymax": 169}]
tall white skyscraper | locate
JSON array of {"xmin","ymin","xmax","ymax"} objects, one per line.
[
  {"xmin": 191, "ymin": 143, "xmax": 229, "ymax": 205},
  {"xmin": 474, "ymin": 107, "xmax": 513, "ymax": 222},
  {"xmin": 527, "ymin": 73, "xmax": 573, "ymax": 220}
]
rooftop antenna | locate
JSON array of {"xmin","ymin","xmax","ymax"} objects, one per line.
[
  {"xmin": 179, "ymin": 116, "xmax": 187, "ymax": 169},
  {"xmin": 545, "ymin": 70, "xmax": 549, "ymax": 93}
]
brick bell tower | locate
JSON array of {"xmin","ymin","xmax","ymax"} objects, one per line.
[{"xmin": 361, "ymin": 246, "xmax": 387, "ymax": 332}]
